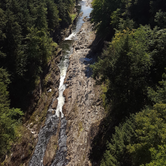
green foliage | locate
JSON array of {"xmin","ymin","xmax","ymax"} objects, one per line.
[
  {"xmin": 92, "ymin": 27, "xmax": 152, "ymax": 116},
  {"xmin": 148, "ymin": 73, "xmax": 166, "ymax": 104},
  {"xmin": 46, "ymin": 0, "xmax": 59, "ymax": 31},
  {"xmin": 35, "ymin": 2, "xmax": 48, "ymax": 30},
  {"xmin": 101, "ymin": 103, "xmax": 166, "ymax": 166},
  {"xmin": 101, "ymin": 83, "xmax": 108, "ymax": 110},
  {"xmin": 154, "ymin": 10, "xmax": 166, "ymax": 29},
  {"xmin": 91, "ymin": 0, "xmax": 166, "ymax": 165},
  {"xmin": 99, "ymin": 71, "xmax": 166, "ymax": 165},
  {"xmin": 91, "ymin": 0, "xmax": 166, "ymax": 38},
  {"xmin": 70, "ymin": 13, "xmax": 77, "ymax": 23},
  {"xmin": 0, "ymin": 68, "xmax": 23, "ymax": 157},
  {"xmin": 127, "ymin": 104, "xmax": 166, "ymax": 165},
  {"xmin": 91, "ymin": 0, "xmax": 117, "ymax": 37},
  {"xmin": 54, "ymin": 0, "xmax": 73, "ymax": 28},
  {"xmin": 101, "ymin": 116, "xmax": 136, "ymax": 166},
  {"xmin": 148, "ymin": 28, "xmax": 166, "ymax": 82},
  {"xmin": 26, "ymin": 27, "xmax": 56, "ymax": 78},
  {"xmin": 144, "ymin": 145, "xmax": 166, "ymax": 166}
]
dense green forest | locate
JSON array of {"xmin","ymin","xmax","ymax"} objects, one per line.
[
  {"xmin": 1, "ymin": 0, "xmax": 166, "ymax": 164},
  {"xmin": 90, "ymin": 0, "xmax": 166, "ymax": 165},
  {"xmin": 0, "ymin": 0, "xmax": 77, "ymax": 160}
]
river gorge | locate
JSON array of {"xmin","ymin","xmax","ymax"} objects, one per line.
[{"xmin": 28, "ymin": 0, "xmax": 104, "ymax": 165}]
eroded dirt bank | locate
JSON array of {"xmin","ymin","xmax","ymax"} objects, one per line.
[{"xmin": 63, "ymin": 16, "xmax": 105, "ymax": 165}]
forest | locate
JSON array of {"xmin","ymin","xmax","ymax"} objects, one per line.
[
  {"xmin": 1, "ymin": 0, "xmax": 166, "ymax": 165},
  {"xmin": 90, "ymin": 0, "xmax": 166, "ymax": 165},
  {"xmin": 0, "ymin": 0, "xmax": 77, "ymax": 160}
]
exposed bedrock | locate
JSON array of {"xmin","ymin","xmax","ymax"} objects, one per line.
[{"xmin": 63, "ymin": 20, "xmax": 105, "ymax": 166}]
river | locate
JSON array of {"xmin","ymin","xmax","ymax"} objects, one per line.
[{"xmin": 29, "ymin": 1, "xmax": 92, "ymax": 166}]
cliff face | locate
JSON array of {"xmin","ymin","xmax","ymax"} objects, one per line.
[{"xmin": 63, "ymin": 19, "xmax": 105, "ymax": 165}]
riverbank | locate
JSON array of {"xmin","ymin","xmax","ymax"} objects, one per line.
[{"xmin": 63, "ymin": 11, "xmax": 105, "ymax": 166}]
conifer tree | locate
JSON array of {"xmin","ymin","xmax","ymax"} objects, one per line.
[{"xmin": 0, "ymin": 68, "xmax": 23, "ymax": 157}]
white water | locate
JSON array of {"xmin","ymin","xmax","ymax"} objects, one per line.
[
  {"xmin": 55, "ymin": 57, "xmax": 69, "ymax": 117},
  {"xmin": 65, "ymin": 0, "xmax": 92, "ymax": 41},
  {"xmin": 56, "ymin": 0, "xmax": 92, "ymax": 116},
  {"xmin": 65, "ymin": 32, "xmax": 76, "ymax": 40}
]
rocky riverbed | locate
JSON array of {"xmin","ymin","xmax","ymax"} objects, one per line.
[{"xmin": 63, "ymin": 14, "xmax": 105, "ymax": 166}]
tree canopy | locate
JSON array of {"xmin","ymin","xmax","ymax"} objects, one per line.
[{"xmin": 90, "ymin": 0, "xmax": 166, "ymax": 165}]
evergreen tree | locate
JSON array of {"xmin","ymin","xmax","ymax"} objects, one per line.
[
  {"xmin": 100, "ymin": 75, "xmax": 166, "ymax": 166},
  {"xmin": 0, "ymin": 68, "xmax": 23, "ymax": 157},
  {"xmin": 46, "ymin": 0, "xmax": 59, "ymax": 32},
  {"xmin": 91, "ymin": 27, "xmax": 152, "ymax": 116}
]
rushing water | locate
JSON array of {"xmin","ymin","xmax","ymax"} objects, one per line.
[
  {"xmin": 65, "ymin": 0, "xmax": 92, "ymax": 40},
  {"xmin": 29, "ymin": 1, "xmax": 92, "ymax": 166}
]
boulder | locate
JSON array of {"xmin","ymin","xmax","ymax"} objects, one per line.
[
  {"xmin": 52, "ymin": 99, "xmax": 58, "ymax": 109},
  {"xmin": 43, "ymin": 135, "xmax": 58, "ymax": 166}
]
